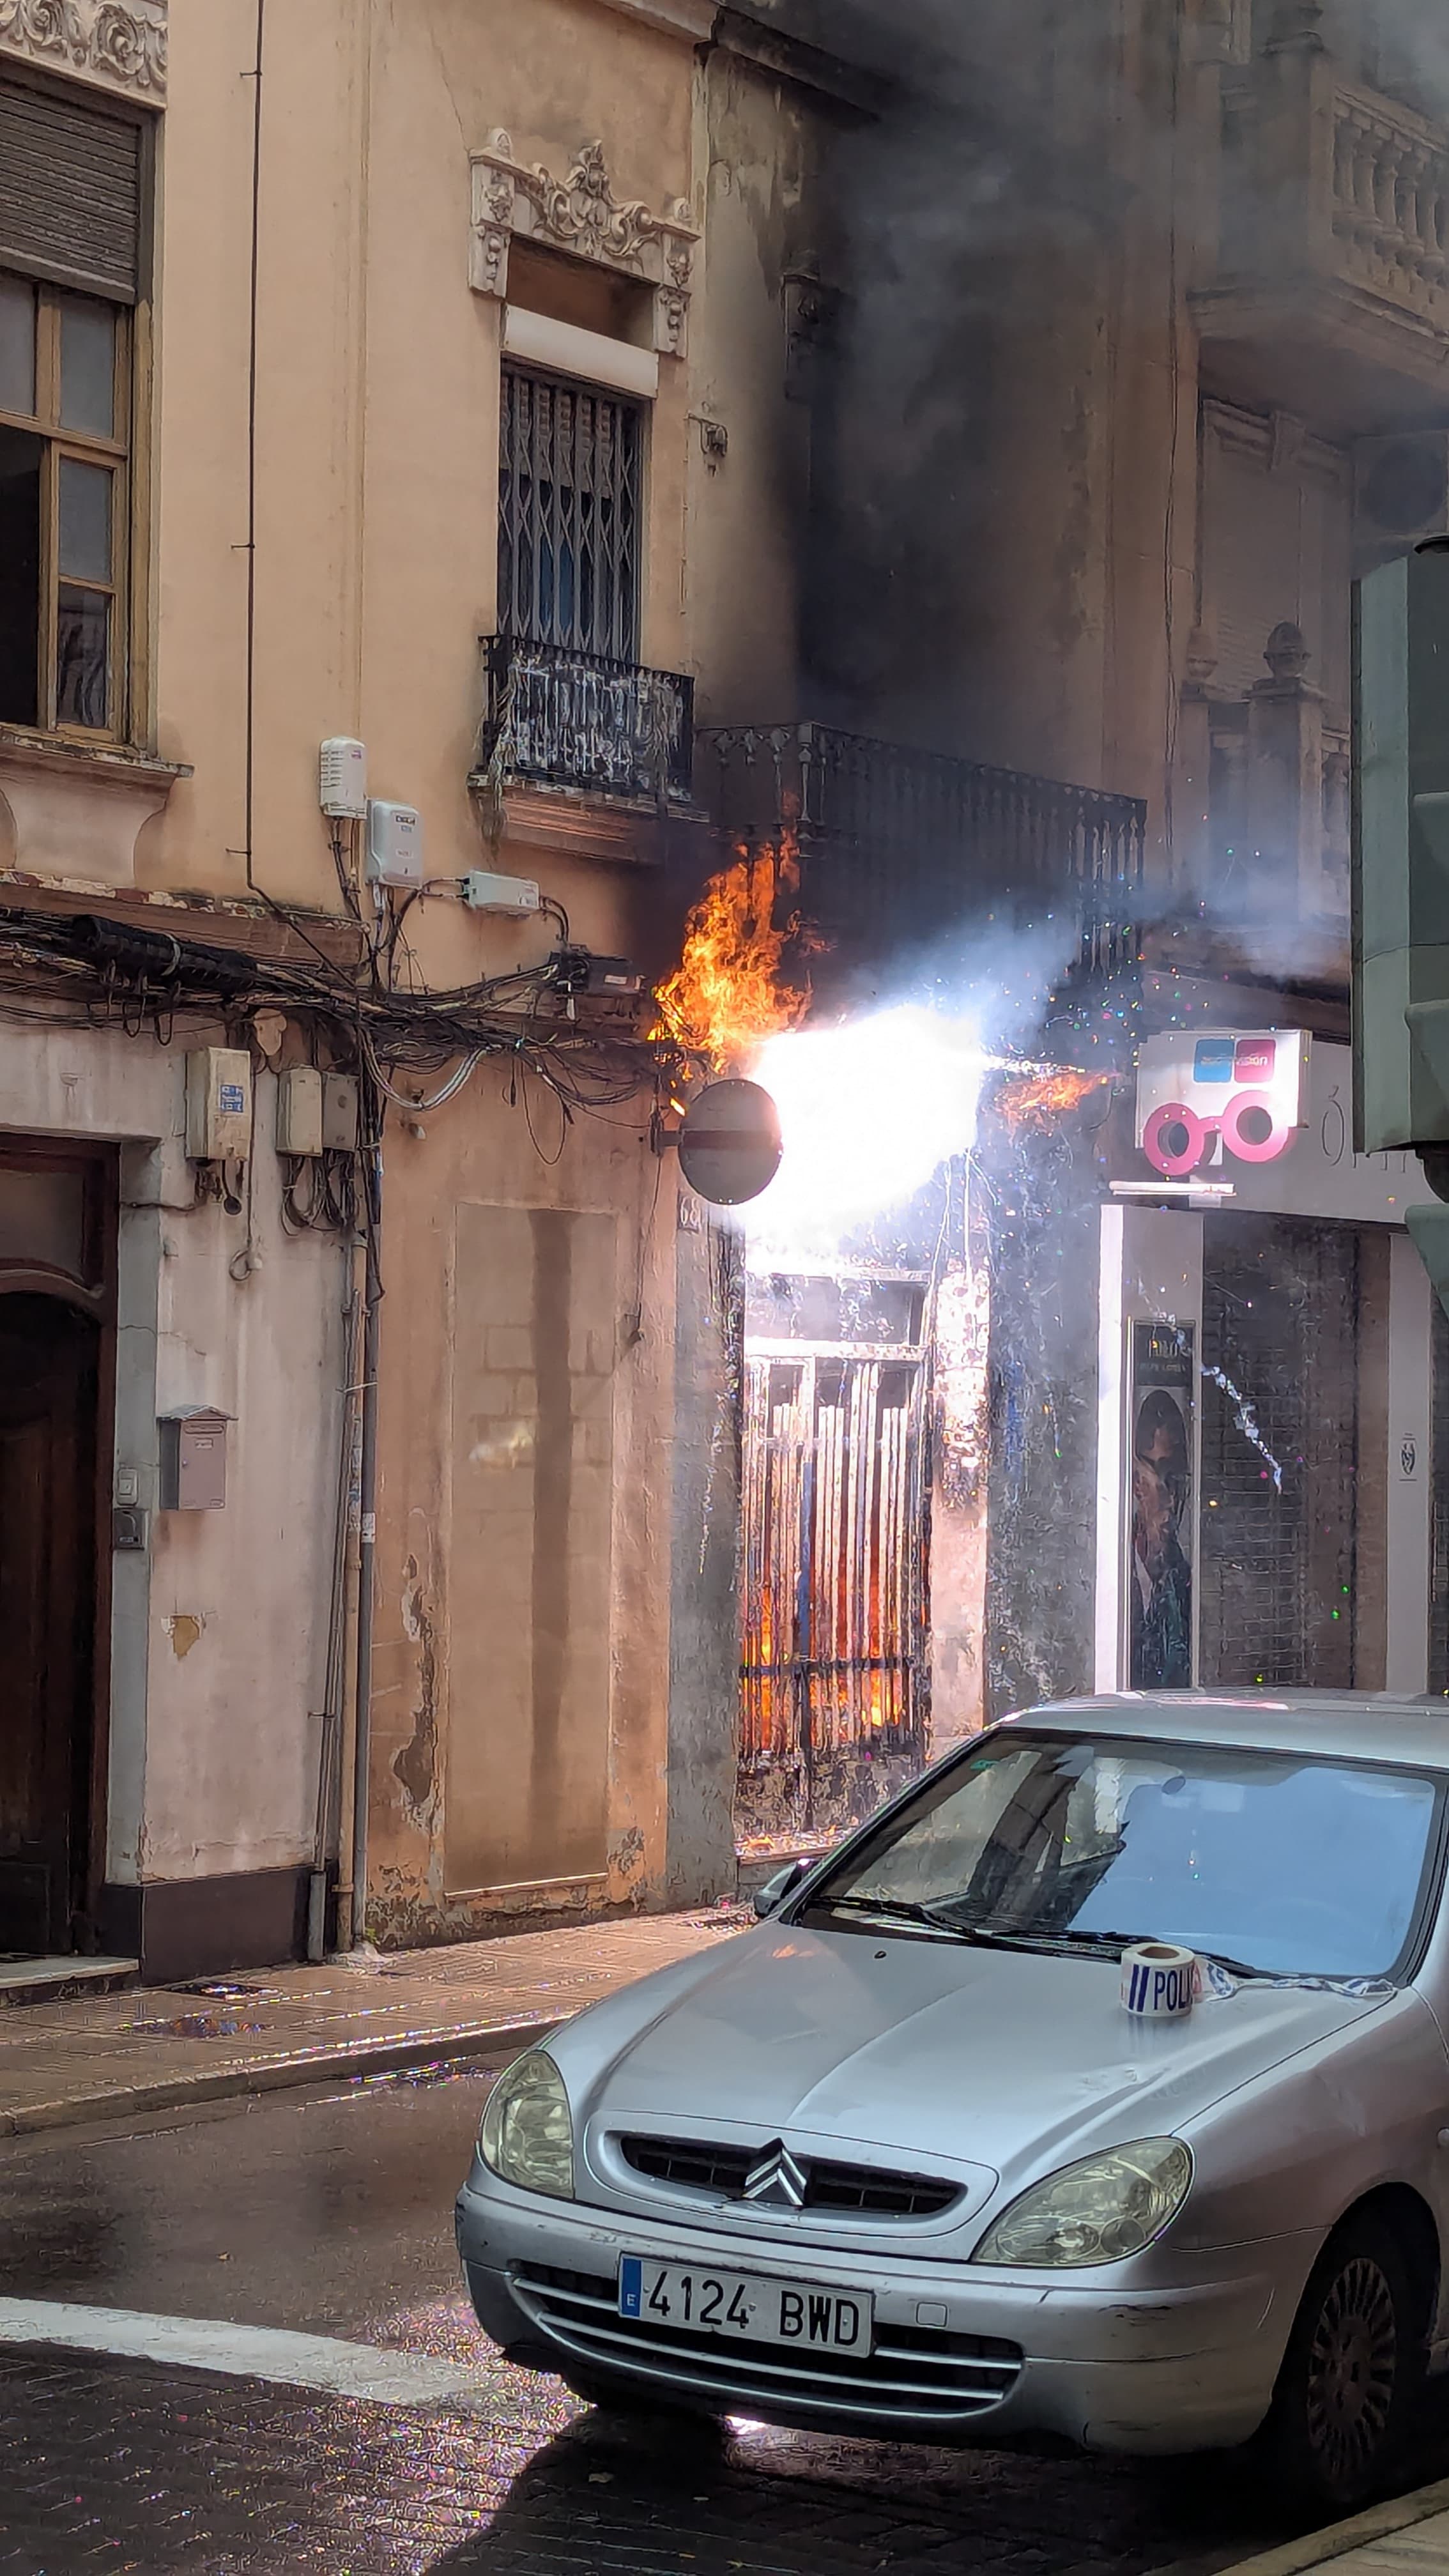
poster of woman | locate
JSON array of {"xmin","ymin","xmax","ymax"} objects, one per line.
[{"xmin": 1128, "ymin": 1323, "xmax": 1195, "ymax": 1689}]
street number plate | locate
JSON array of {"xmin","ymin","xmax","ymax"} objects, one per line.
[{"xmin": 617, "ymin": 2256, "xmax": 872, "ymax": 2354}]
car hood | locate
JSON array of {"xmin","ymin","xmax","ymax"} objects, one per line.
[{"xmin": 571, "ymin": 1922, "xmax": 1391, "ymax": 2175}]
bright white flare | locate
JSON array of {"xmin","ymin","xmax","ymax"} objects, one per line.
[{"xmin": 746, "ymin": 1004, "xmax": 986, "ymax": 1255}]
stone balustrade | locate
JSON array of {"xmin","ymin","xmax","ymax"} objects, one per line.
[
  {"xmin": 1197, "ymin": 35, "xmax": 1449, "ymax": 429},
  {"xmin": 1332, "ymin": 83, "xmax": 1449, "ymax": 332}
]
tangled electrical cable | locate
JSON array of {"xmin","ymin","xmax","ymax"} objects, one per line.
[{"xmin": 0, "ymin": 905, "xmax": 703, "ymax": 1149}]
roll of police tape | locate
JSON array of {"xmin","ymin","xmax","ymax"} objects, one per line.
[{"xmin": 1121, "ymin": 1941, "xmax": 1197, "ymax": 2019}]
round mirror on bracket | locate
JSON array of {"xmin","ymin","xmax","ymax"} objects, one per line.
[{"xmin": 677, "ymin": 1078, "xmax": 782, "ymax": 1208}]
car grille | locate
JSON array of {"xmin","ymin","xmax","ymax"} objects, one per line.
[
  {"xmin": 512, "ymin": 2262, "xmax": 1023, "ymax": 2426},
  {"xmin": 619, "ymin": 2135, "xmax": 963, "ymax": 2220}
]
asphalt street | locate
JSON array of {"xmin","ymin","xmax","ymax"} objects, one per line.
[{"xmin": 0, "ymin": 2064, "xmax": 1392, "ymax": 2575}]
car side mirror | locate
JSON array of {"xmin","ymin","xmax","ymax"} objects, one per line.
[{"xmin": 753, "ymin": 1857, "xmax": 812, "ymax": 1919}]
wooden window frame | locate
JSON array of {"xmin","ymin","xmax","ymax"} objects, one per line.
[{"xmin": 0, "ymin": 273, "xmax": 135, "ymax": 742}]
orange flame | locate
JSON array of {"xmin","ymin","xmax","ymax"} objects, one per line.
[
  {"xmin": 994, "ymin": 1068, "xmax": 1109, "ymax": 1128},
  {"xmin": 654, "ymin": 838, "xmax": 813, "ymax": 1071}
]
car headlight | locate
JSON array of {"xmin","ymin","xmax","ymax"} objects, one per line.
[
  {"xmin": 970, "ymin": 2136, "xmax": 1192, "ymax": 2269},
  {"xmin": 477, "ymin": 2049, "xmax": 574, "ymax": 2198}
]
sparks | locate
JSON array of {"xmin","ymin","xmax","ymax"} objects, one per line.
[{"xmin": 993, "ymin": 1068, "xmax": 1109, "ymax": 1128}]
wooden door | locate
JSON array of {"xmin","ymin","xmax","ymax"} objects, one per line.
[{"xmin": 0, "ymin": 1294, "xmax": 99, "ymax": 1952}]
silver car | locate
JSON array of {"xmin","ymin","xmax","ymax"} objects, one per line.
[{"xmin": 456, "ymin": 1693, "xmax": 1449, "ymax": 2513}]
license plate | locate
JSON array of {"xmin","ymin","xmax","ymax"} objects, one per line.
[{"xmin": 617, "ymin": 2256, "xmax": 872, "ymax": 2354}]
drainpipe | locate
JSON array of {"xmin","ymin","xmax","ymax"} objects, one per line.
[
  {"xmin": 350, "ymin": 1082, "xmax": 383, "ymax": 1948},
  {"xmin": 306, "ymin": 1246, "xmax": 359, "ymax": 1961}
]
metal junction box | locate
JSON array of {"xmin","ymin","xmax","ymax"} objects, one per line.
[
  {"xmin": 185, "ymin": 1048, "xmax": 252, "ymax": 1161},
  {"xmin": 276, "ymin": 1064, "xmax": 324, "ymax": 1156},
  {"xmin": 158, "ymin": 1407, "xmax": 232, "ymax": 1511},
  {"xmin": 321, "ymin": 1071, "xmax": 360, "ymax": 1150}
]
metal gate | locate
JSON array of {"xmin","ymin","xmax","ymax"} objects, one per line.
[
  {"xmin": 1199, "ymin": 1215, "xmax": 1360, "ymax": 1689},
  {"xmin": 739, "ymin": 1353, "xmax": 930, "ymax": 1842}
]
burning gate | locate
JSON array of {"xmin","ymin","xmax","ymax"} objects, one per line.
[{"xmin": 739, "ymin": 1269, "xmax": 931, "ymax": 1844}]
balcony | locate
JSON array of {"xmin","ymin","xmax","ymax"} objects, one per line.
[
  {"xmin": 471, "ymin": 636, "xmax": 695, "ymax": 811},
  {"xmin": 698, "ymin": 722, "xmax": 1146, "ymax": 986},
  {"xmin": 1193, "ymin": 37, "xmax": 1449, "ymax": 434}
]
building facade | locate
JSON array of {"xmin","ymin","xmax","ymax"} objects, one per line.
[
  {"xmin": 713, "ymin": 0, "xmax": 1449, "ymax": 1839},
  {"xmin": 0, "ymin": 0, "xmax": 847, "ymax": 1977},
  {"xmin": 4, "ymin": 0, "xmax": 1445, "ymax": 1980}
]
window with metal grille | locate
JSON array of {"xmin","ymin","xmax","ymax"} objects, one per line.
[
  {"xmin": 0, "ymin": 80, "xmax": 144, "ymax": 737},
  {"xmin": 497, "ymin": 365, "xmax": 642, "ymax": 659}
]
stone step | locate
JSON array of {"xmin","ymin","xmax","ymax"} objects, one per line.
[{"xmin": 0, "ymin": 1958, "xmax": 140, "ymax": 2009}]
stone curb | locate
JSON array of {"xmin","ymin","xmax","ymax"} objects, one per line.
[
  {"xmin": 1175, "ymin": 2478, "xmax": 1449, "ymax": 2576},
  {"xmin": 0, "ymin": 2014, "xmax": 562, "ymax": 2138}
]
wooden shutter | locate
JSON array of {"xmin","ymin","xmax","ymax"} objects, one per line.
[{"xmin": 0, "ymin": 79, "xmax": 143, "ymax": 302}]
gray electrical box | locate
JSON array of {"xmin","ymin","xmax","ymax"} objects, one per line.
[
  {"xmin": 158, "ymin": 1407, "xmax": 232, "ymax": 1511},
  {"xmin": 277, "ymin": 1065, "xmax": 324, "ymax": 1156},
  {"xmin": 322, "ymin": 1071, "xmax": 360, "ymax": 1150}
]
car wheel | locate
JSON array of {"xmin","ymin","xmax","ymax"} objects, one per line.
[{"xmin": 1262, "ymin": 2215, "xmax": 1423, "ymax": 2516}]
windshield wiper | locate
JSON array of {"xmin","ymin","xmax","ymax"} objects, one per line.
[
  {"xmin": 960, "ymin": 1926, "xmax": 1275, "ymax": 1981},
  {"xmin": 815, "ymin": 1901, "xmax": 1277, "ymax": 1980},
  {"xmin": 814, "ymin": 1895, "xmax": 980, "ymax": 1942},
  {"xmin": 818, "ymin": 1897, "xmax": 1086, "ymax": 1952}
]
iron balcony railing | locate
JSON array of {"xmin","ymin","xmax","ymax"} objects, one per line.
[
  {"xmin": 475, "ymin": 635, "xmax": 695, "ymax": 807},
  {"xmin": 697, "ymin": 721, "xmax": 1146, "ymax": 981}
]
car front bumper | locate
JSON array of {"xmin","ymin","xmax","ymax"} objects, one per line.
[{"xmin": 455, "ymin": 2168, "xmax": 1308, "ymax": 2455}]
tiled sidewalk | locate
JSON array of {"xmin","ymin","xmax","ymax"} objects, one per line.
[
  {"xmin": 0, "ymin": 1906, "xmax": 751, "ymax": 2138},
  {"xmin": 1213, "ymin": 2481, "xmax": 1449, "ymax": 2576}
]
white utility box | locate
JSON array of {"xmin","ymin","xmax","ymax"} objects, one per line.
[
  {"xmin": 185, "ymin": 1048, "xmax": 252, "ymax": 1160},
  {"xmin": 366, "ymin": 800, "xmax": 424, "ymax": 887},
  {"xmin": 277, "ymin": 1064, "xmax": 324, "ymax": 1156},
  {"xmin": 319, "ymin": 737, "xmax": 367, "ymax": 819},
  {"xmin": 461, "ymin": 870, "xmax": 541, "ymax": 916}
]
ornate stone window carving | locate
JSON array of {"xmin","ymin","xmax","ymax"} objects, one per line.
[
  {"xmin": 0, "ymin": 0, "xmax": 167, "ymax": 102},
  {"xmin": 470, "ymin": 132, "xmax": 697, "ymax": 358}
]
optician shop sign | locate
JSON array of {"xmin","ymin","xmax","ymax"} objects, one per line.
[{"xmin": 1135, "ymin": 1029, "xmax": 1310, "ymax": 1179}]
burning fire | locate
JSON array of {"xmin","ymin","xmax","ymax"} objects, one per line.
[
  {"xmin": 654, "ymin": 840, "xmax": 813, "ymax": 1071},
  {"xmin": 993, "ymin": 1067, "xmax": 1109, "ymax": 1128}
]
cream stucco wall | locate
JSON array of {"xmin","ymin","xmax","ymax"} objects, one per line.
[
  {"xmin": 0, "ymin": 1014, "xmax": 344, "ymax": 1891},
  {"xmin": 0, "ymin": 0, "xmax": 868, "ymax": 1949}
]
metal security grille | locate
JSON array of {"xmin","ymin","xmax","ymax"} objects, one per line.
[
  {"xmin": 498, "ymin": 365, "xmax": 642, "ymax": 658},
  {"xmin": 0, "ymin": 80, "xmax": 143, "ymax": 302},
  {"xmin": 1199, "ymin": 1216, "xmax": 1360, "ymax": 1689},
  {"xmin": 1430, "ymin": 1298, "xmax": 1449, "ymax": 1696},
  {"xmin": 739, "ymin": 1354, "xmax": 929, "ymax": 1839}
]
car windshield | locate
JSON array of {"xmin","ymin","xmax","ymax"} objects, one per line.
[{"xmin": 802, "ymin": 1731, "xmax": 1444, "ymax": 1981}]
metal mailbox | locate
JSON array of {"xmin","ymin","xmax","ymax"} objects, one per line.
[{"xmin": 158, "ymin": 1407, "xmax": 232, "ymax": 1511}]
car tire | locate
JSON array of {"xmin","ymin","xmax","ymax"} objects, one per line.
[{"xmin": 1261, "ymin": 2212, "xmax": 1425, "ymax": 2517}]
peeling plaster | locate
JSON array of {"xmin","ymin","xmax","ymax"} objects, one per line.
[{"xmin": 392, "ymin": 1554, "xmax": 440, "ymax": 1825}]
